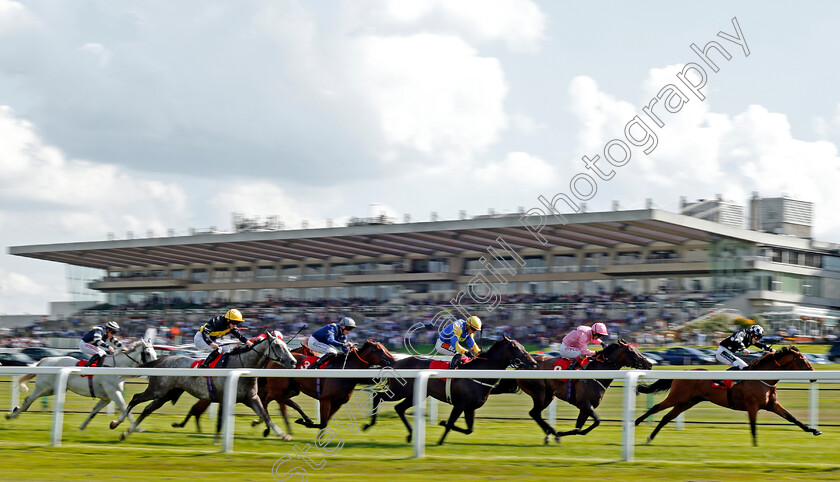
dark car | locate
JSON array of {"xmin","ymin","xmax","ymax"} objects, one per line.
[
  {"xmin": 63, "ymin": 350, "xmax": 92, "ymax": 361},
  {"xmin": 658, "ymin": 347, "xmax": 717, "ymax": 365},
  {"xmin": 19, "ymin": 347, "xmax": 67, "ymax": 361},
  {"xmin": 0, "ymin": 352, "xmax": 37, "ymax": 366},
  {"xmin": 828, "ymin": 341, "xmax": 840, "ymax": 363},
  {"xmin": 641, "ymin": 351, "xmax": 665, "ymax": 365}
]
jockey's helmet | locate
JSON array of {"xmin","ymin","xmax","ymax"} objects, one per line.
[
  {"xmin": 105, "ymin": 321, "xmax": 120, "ymax": 333},
  {"xmin": 225, "ymin": 309, "xmax": 244, "ymax": 323},
  {"xmin": 748, "ymin": 324, "xmax": 764, "ymax": 338},
  {"xmin": 339, "ymin": 317, "xmax": 356, "ymax": 329},
  {"xmin": 592, "ymin": 322, "xmax": 608, "ymax": 337},
  {"xmin": 466, "ymin": 316, "xmax": 482, "ymax": 331}
]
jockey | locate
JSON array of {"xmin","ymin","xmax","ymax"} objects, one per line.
[
  {"xmin": 80, "ymin": 321, "xmax": 124, "ymax": 367},
  {"xmin": 195, "ymin": 309, "xmax": 253, "ymax": 368},
  {"xmin": 307, "ymin": 317, "xmax": 355, "ymax": 369},
  {"xmin": 436, "ymin": 316, "xmax": 482, "ymax": 369},
  {"xmin": 558, "ymin": 322, "xmax": 609, "ymax": 368},
  {"xmin": 716, "ymin": 324, "xmax": 774, "ymax": 369}
]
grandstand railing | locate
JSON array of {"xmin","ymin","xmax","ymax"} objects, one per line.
[{"xmin": 2, "ymin": 367, "xmax": 838, "ymax": 461}]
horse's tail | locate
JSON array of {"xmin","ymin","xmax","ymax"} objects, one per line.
[
  {"xmin": 636, "ymin": 379, "xmax": 673, "ymax": 394},
  {"xmin": 490, "ymin": 378, "xmax": 520, "ymax": 394},
  {"xmin": 18, "ymin": 373, "xmax": 35, "ymax": 392}
]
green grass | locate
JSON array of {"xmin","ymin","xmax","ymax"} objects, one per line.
[{"xmin": 1, "ymin": 370, "xmax": 839, "ymax": 481}]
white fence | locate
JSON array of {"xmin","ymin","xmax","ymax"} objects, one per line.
[{"xmin": 2, "ymin": 366, "xmax": 839, "ymax": 461}]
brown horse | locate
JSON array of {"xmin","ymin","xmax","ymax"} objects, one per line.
[
  {"xmin": 515, "ymin": 339, "xmax": 652, "ymax": 444},
  {"xmin": 254, "ymin": 340, "xmax": 396, "ymax": 434},
  {"xmin": 635, "ymin": 346, "xmax": 822, "ymax": 446}
]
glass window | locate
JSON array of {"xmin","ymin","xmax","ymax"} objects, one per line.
[
  {"xmin": 213, "ymin": 268, "xmax": 230, "ymax": 282},
  {"xmin": 191, "ymin": 269, "xmax": 208, "ymax": 282},
  {"xmin": 551, "ymin": 254, "xmax": 579, "ymax": 272},
  {"xmin": 257, "ymin": 265, "xmax": 275, "ymax": 281},
  {"xmin": 171, "ymin": 269, "xmax": 187, "ymax": 279},
  {"xmin": 582, "ymin": 253, "xmax": 610, "ymax": 272},
  {"xmin": 523, "ymin": 256, "xmax": 547, "ymax": 273},
  {"xmin": 234, "ymin": 267, "xmax": 253, "ymax": 282},
  {"xmin": 304, "ymin": 264, "xmax": 325, "ymax": 280},
  {"xmin": 280, "ymin": 266, "xmax": 299, "ymax": 281},
  {"xmin": 616, "ymin": 251, "xmax": 642, "ymax": 264},
  {"xmin": 823, "ymin": 256, "xmax": 840, "ymax": 271},
  {"xmin": 429, "ymin": 257, "xmax": 450, "ymax": 273}
]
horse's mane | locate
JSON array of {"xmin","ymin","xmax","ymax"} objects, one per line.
[{"xmin": 748, "ymin": 346, "xmax": 797, "ymax": 369}]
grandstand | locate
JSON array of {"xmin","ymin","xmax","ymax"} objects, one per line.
[{"xmin": 8, "ymin": 198, "xmax": 840, "ymax": 342}]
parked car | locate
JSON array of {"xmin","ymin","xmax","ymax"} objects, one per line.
[
  {"xmin": 657, "ymin": 347, "xmax": 717, "ymax": 365},
  {"xmin": 19, "ymin": 347, "xmax": 66, "ymax": 361},
  {"xmin": 0, "ymin": 352, "xmax": 37, "ymax": 366},
  {"xmin": 641, "ymin": 351, "xmax": 664, "ymax": 365},
  {"xmin": 804, "ymin": 353, "xmax": 833, "ymax": 365},
  {"xmin": 63, "ymin": 350, "xmax": 92, "ymax": 361},
  {"xmin": 828, "ymin": 341, "xmax": 840, "ymax": 363}
]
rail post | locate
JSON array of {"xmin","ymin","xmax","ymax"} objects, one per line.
[
  {"xmin": 621, "ymin": 371, "xmax": 642, "ymax": 462},
  {"xmin": 221, "ymin": 370, "xmax": 250, "ymax": 453},
  {"xmin": 51, "ymin": 367, "xmax": 77, "ymax": 447},
  {"xmin": 10, "ymin": 376, "xmax": 20, "ymax": 411},
  {"xmin": 413, "ymin": 370, "xmax": 437, "ymax": 458},
  {"xmin": 809, "ymin": 381, "xmax": 819, "ymax": 429}
]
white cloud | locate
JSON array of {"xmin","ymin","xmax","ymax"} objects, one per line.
[
  {"xmin": 79, "ymin": 43, "xmax": 111, "ymax": 67},
  {"xmin": 0, "ymin": 0, "xmax": 35, "ymax": 36},
  {"xmin": 475, "ymin": 151, "xmax": 557, "ymax": 188},
  {"xmin": 373, "ymin": 0, "xmax": 546, "ymax": 52},
  {"xmin": 567, "ymin": 70, "xmax": 840, "ymax": 238},
  {"xmin": 0, "ymin": 106, "xmax": 188, "ymax": 240},
  {"xmin": 351, "ymin": 33, "xmax": 509, "ymax": 157}
]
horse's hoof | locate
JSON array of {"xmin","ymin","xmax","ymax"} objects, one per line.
[
  {"xmin": 645, "ymin": 437, "xmax": 652, "ymax": 445},
  {"xmin": 438, "ymin": 421, "xmax": 447, "ymax": 427},
  {"xmin": 294, "ymin": 418, "xmax": 306, "ymax": 426},
  {"xmin": 554, "ymin": 435, "xmax": 562, "ymax": 444},
  {"xmin": 135, "ymin": 427, "xmax": 145, "ymax": 433},
  {"xmin": 171, "ymin": 422, "xmax": 181, "ymax": 428},
  {"xmin": 814, "ymin": 430, "xmax": 823, "ymax": 436},
  {"xmin": 251, "ymin": 420, "xmax": 260, "ymax": 427},
  {"xmin": 263, "ymin": 428, "xmax": 270, "ymax": 438},
  {"xmin": 406, "ymin": 434, "xmax": 412, "ymax": 443},
  {"xmin": 120, "ymin": 431, "xmax": 128, "ymax": 441},
  {"xmin": 362, "ymin": 424, "xmax": 372, "ymax": 432},
  {"xmin": 543, "ymin": 435, "xmax": 550, "ymax": 445},
  {"xmin": 110, "ymin": 421, "xmax": 119, "ymax": 430},
  {"xmin": 281, "ymin": 434, "xmax": 293, "ymax": 441}
]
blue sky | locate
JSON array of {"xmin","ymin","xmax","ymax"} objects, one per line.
[{"xmin": 2, "ymin": 0, "xmax": 840, "ymax": 314}]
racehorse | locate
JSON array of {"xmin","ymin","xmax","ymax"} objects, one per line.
[
  {"xmin": 6, "ymin": 340, "xmax": 157, "ymax": 430},
  {"xmin": 362, "ymin": 336, "xmax": 537, "ymax": 445},
  {"xmin": 110, "ymin": 331, "xmax": 296, "ymax": 442},
  {"xmin": 635, "ymin": 346, "xmax": 822, "ymax": 446},
  {"xmin": 249, "ymin": 340, "xmax": 397, "ymax": 435},
  {"xmin": 170, "ymin": 344, "xmax": 315, "ymax": 435},
  {"xmin": 516, "ymin": 339, "xmax": 652, "ymax": 444}
]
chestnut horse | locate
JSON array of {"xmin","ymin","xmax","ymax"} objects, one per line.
[{"xmin": 635, "ymin": 346, "xmax": 822, "ymax": 446}]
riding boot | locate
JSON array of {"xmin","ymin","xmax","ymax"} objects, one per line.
[
  {"xmin": 84, "ymin": 353, "xmax": 102, "ymax": 367},
  {"xmin": 567, "ymin": 358, "xmax": 578, "ymax": 370},
  {"xmin": 200, "ymin": 350, "xmax": 219, "ymax": 368},
  {"xmin": 311, "ymin": 352, "xmax": 336, "ymax": 369},
  {"xmin": 449, "ymin": 354, "xmax": 464, "ymax": 370}
]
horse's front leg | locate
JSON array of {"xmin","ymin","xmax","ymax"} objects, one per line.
[
  {"xmin": 244, "ymin": 394, "xmax": 292, "ymax": 441},
  {"xmin": 80, "ymin": 399, "xmax": 110, "ymax": 430},
  {"xmin": 764, "ymin": 399, "xmax": 822, "ymax": 437},
  {"xmin": 558, "ymin": 401, "xmax": 599, "ymax": 438},
  {"xmin": 437, "ymin": 405, "xmax": 464, "ymax": 445}
]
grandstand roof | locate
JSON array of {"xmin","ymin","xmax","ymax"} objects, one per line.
[{"xmin": 9, "ymin": 209, "xmax": 837, "ymax": 270}]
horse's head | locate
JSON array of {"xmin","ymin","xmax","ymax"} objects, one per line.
[
  {"xmin": 356, "ymin": 340, "xmax": 397, "ymax": 367},
  {"xmin": 598, "ymin": 339, "xmax": 651, "ymax": 370},
  {"xmin": 123, "ymin": 339, "xmax": 158, "ymax": 365},
  {"xmin": 488, "ymin": 335, "xmax": 537, "ymax": 369},
  {"xmin": 258, "ymin": 331, "xmax": 296, "ymax": 369},
  {"xmin": 753, "ymin": 346, "xmax": 813, "ymax": 371}
]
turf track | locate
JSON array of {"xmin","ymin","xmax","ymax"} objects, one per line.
[{"xmin": 0, "ymin": 366, "xmax": 838, "ymax": 481}]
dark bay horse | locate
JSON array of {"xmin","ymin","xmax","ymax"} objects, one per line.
[
  {"xmin": 363, "ymin": 336, "xmax": 537, "ymax": 445},
  {"xmin": 635, "ymin": 346, "xmax": 822, "ymax": 446},
  {"xmin": 110, "ymin": 332, "xmax": 296, "ymax": 442},
  {"xmin": 252, "ymin": 340, "xmax": 396, "ymax": 434},
  {"xmin": 517, "ymin": 339, "xmax": 652, "ymax": 444}
]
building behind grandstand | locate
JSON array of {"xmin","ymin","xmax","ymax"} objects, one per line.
[{"xmin": 7, "ymin": 194, "xmax": 840, "ymax": 340}]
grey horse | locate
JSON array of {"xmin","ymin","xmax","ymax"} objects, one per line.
[
  {"xmin": 110, "ymin": 331, "xmax": 296, "ymax": 442},
  {"xmin": 6, "ymin": 339, "xmax": 157, "ymax": 430}
]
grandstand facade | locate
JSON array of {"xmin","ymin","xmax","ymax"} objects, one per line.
[{"xmin": 10, "ymin": 207, "xmax": 840, "ymax": 335}]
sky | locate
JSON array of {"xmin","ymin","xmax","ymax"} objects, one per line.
[{"xmin": 2, "ymin": 0, "xmax": 840, "ymax": 314}]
